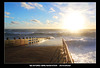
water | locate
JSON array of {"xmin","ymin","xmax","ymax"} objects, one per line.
[
  {"xmin": 4, "ymin": 29, "xmax": 96, "ymax": 63},
  {"xmin": 65, "ymin": 36, "xmax": 96, "ymax": 63}
]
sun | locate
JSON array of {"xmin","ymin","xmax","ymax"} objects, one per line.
[{"xmin": 62, "ymin": 11, "xmax": 85, "ymax": 32}]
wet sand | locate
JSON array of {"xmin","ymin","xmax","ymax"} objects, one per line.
[{"xmin": 5, "ymin": 45, "xmax": 62, "ymax": 64}]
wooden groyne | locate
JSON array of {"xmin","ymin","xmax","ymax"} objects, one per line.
[{"xmin": 5, "ymin": 37, "xmax": 50, "ymax": 47}]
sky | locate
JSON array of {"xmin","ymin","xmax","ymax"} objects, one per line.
[{"xmin": 4, "ymin": 2, "xmax": 96, "ymax": 29}]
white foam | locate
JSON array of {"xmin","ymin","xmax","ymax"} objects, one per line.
[
  {"xmin": 71, "ymin": 51, "xmax": 96, "ymax": 63},
  {"xmin": 65, "ymin": 37, "xmax": 96, "ymax": 63}
]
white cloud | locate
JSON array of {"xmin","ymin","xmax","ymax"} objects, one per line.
[
  {"xmin": 21, "ymin": 2, "xmax": 35, "ymax": 9},
  {"xmin": 21, "ymin": 2, "xmax": 43, "ymax": 10},
  {"xmin": 49, "ymin": 8, "xmax": 55, "ymax": 12},
  {"xmin": 53, "ymin": 16, "xmax": 58, "ymax": 19},
  {"xmin": 22, "ymin": 21, "xmax": 34, "ymax": 25},
  {"xmin": 5, "ymin": 11, "xmax": 14, "ymax": 19},
  {"xmin": 5, "ymin": 12, "xmax": 10, "ymax": 15},
  {"xmin": 5, "ymin": 15, "xmax": 14, "ymax": 19},
  {"xmin": 45, "ymin": 21, "xmax": 61, "ymax": 29},
  {"xmin": 91, "ymin": 16, "xmax": 96, "ymax": 18},
  {"xmin": 54, "ymin": 2, "xmax": 96, "ymax": 15},
  {"xmin": 5, "ymin": 15, "xmax": 9, "ymax": 18},
  {"xmin": 46, "ymin": 20, "xmax": 53, "ymax": 24},
  {"xmin": 59, "ymin": 12, "xmax": 64, "ymax": 16},
  {"xmin": 56, "ymin": 2, "xmax": 65, "ymax": 5},
  {"xmin": 28, "ymin": 2, "xmax": 34, "ymax": 6},
  {"xmin": 34, "ymin": 3, "xmax": 43, "ymax": 9}
]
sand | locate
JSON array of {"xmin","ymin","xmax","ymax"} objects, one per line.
[{"xmin": 5, "ymin": 45, "xmax": 62, "ymax": 64}]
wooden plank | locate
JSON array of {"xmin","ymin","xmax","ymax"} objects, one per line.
[
  {"xmin": 25, "ymin": 39, "xmax": 28, "ymax": 45},
  {"xmin": 15, "ymin": 39, "xmax": 20, "ymax": 46},
  {"xmin": 20, "ymin": 39, "xmax": 25, "ymax": 45}
]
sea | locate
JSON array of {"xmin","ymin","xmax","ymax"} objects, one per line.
[{"xmin": 4, "ymin": 29, "xmax": 96, "ymax": 63}]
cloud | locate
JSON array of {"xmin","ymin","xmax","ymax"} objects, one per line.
[
  {"xmin": 21, "ymin": 2, "xmax": 35, "ymax": 9},
  {"xmin": 5, "ymin": 15, "xmax": 9, "ymax": 18},
  {"xmin": 84, "ymin": 21, "xmax": 96, "ymax": 29},
  {"xmin": 22, "ymin": 21, "xmax": 34, "ymax": 25},
  {"xmin": 34, "ymin": 3, "xmax": 43, "ymax": 9},
  {"xmin": 49, "ymin": 8, "xmax": 55, "ymax": 12},
  {"xmin": 31, "ymin": 19, "xmax": 42, "ymax": 24},
  {"xmin": 59, "ymin": 12, "xmax": 64, "ymax": 16},
  {"xmin": 53, "ymin": 16, "xmax": 58, "ymax": 19},
  {"xmin": 68, "ymin": 3, "xmax": 96, "ymax": 15},
  {"xmin": 5, "ymin": 15, "xmax": 14, "ymax": 19},
  {"xmin": 21, "ymin": 2, "xmax": 43, "ymax": 10},
  {"xmin": 90, "ymin": 16, "xmax": 96, "ymax": 18},
  {"xmin": 5, "ymin": 11, "xmax": 14, "ymax": 19},
  {"xmin": 46, "ymin": 20, "xmax": 53, "ymax": 24},
  {"xmin": 28, "ymin": 2, "xmax": 34, "ymax": 5},
  {"xmin": 45, "ymin": 21, "xmax": 61, "ymax": 29},
  {"xmin": 54, "ymin": 2, "xmax": 96, "ymax": 15},
  {"xmin": 11, "ymin": 21, "xmax": 19, "ymax": 24},
  {"xmin": 5, "ymin": 12, "xmax": 10, "ymax": 15},
  {"xmin": 31, "ymin": 19, "xmax": 40, "ymax": 23}
]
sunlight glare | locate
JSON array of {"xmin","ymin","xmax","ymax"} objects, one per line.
[{"xmin": 63, "ymin": 11, "xmax": 85, "ymax": 32}]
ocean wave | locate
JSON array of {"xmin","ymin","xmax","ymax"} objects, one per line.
[
  {"xmin": 4, "ymin": 29, "xmax": 96, "ymax": 37},
  {"xmin": 5, "ymin": 32, "xmax": 34, "ymax": 34},
  {"xmin": 63, "ymin": 36, "xmax": 96, "ymax": 42},
  {"xmin": 65, "ymin": 37, "xmax": 96, "ymax": 63},
  {"xmin": 68, "ymin": 38, "xmax": 87, "ymax": 42},
  {"xmin": 71, "ymin": 51, "xmax": 96, "ymax": 63}
]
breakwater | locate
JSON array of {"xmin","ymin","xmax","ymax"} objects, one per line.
[{"xmin": 5, "ymin": 37, "xmax": 50, "ymax": 47}]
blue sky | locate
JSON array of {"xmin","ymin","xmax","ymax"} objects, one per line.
[{"xmin": 4, "ymin": 2, "xmax": 96, "ymax": 29}]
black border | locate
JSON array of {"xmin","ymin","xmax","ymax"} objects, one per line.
[{"xmin": 1, "ymin": 0, "xmax": 98, "ymax": 67}]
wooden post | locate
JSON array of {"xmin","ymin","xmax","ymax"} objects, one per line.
[
  {"xmin": 23, "ymin": 37, "xmax": 25, "ymax": 45},
  {"xmin": 19, "ymin": 37, "xmax": 21, "ymax": 45},
  {"xmin": 25, "ymin": 37, "xmax": 28, "ymax": 45},
  {"xmin": 6, "ymin": 37, "xmax": 9, "ymax": 44},
  {"xmin": 14, "ymin": 37, "xmax": 16, "ymax": 46}
]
